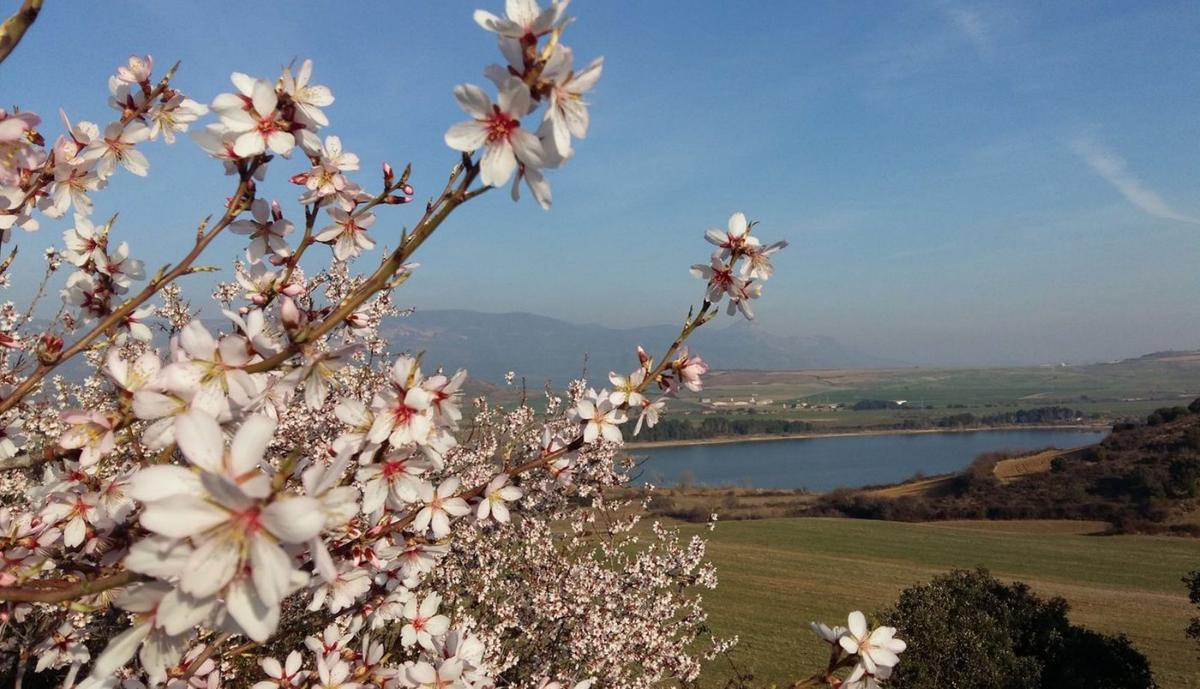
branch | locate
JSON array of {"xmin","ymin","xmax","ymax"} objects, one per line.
[
  {"xmin": 0, "ymin": 0, "xmax": 42, "ymax": 66},
  {"xmin": 246, "ymin": 159, "xmax": 484, "ymax": 374},
  {"xmin": 0, "ymin": 570, "xmax": 141, "ymax": 603},
  {"xmin": 0, "ymin": 162, "xmax": 260, "ymax": 416}
]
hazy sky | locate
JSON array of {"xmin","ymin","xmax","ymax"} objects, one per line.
[{"xmin": 2, "ymin": 1, "xmax": 1198, "ymax": 366}]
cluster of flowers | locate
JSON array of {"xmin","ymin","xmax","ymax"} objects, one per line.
[
  {"xmin": 0, "ymin": 2, "xmax": 896, "ymax": 689},
  {"xmin": 810, "ymin": 612, "xmax": 908, "ymax": 689},
  {"xmin": 0, "ymin": 56, "xmax": 203, "ymax": 335}
]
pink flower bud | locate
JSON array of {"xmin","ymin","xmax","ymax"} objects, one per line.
[{"xmin": 280, "ymin": 297, "xmax": 303, "ymax": 328}]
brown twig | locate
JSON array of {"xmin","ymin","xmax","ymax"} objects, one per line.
[{"xmin": 0, "ymin": 0, "xmax": 42, "ymax": 66}]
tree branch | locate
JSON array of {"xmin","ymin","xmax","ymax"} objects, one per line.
[{"xmin": 0, "ymin": 0, "xmax": 42, "ymax": 66}]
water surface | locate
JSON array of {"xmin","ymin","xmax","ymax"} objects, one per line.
[{"xmin": 631, "ymin": 429, "xmax": 1106, "ymax": 490}]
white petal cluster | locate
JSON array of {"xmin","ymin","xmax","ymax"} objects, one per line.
[
  {"xmin": 690, "ymin": 212, "xmax": 788, "ymax": 320},
  {"xmin": 445, "ymin": 0, "xmax": 601, "ymax": 208},
  {"xmin": 0, "ymin": 7, "xmax": 831, "ymax": 689}
]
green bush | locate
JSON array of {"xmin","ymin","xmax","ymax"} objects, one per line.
[
  {"xmin": 880, "ymin": 568, "xmax": 1155, "ymax": 689},
  {"xmin": 1186, "ymin": 569, "xmax": 1200, "ymax": 652}
]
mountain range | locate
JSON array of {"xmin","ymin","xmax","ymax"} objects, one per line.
[{"xmin": 379, "ymin": 309, "xmax": 897, "ymax": 384}]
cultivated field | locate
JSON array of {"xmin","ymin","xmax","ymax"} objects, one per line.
[
  {"xmin": 653, "ymin": 353, "xmax": 1200, "ymax": 431},
  {"xmin": 679, "ymin": 518, "xmax": 1200, "ymax": 688}
]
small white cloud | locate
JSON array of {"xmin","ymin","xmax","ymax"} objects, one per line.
[{"xmin": 1069, "ymin": 137, "xmax": 1199, "ymax": 224}]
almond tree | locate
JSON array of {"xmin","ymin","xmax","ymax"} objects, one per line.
[{"xmin": 0, "ymin": 2, "xmax": 901, "ymax": 687}]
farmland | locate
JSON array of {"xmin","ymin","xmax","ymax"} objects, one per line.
[
  {"xmin": 651, "ymin": 352, "xmax": 1200, "ymax": 432},
  {"xmin": 681, "ymin": 518, "xmax": 1200, "ymax": 688}
]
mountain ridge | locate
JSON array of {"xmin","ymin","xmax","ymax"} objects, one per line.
[{"xmin": 379, "ymin": 309, "xmax": 898, "ymax": 383}]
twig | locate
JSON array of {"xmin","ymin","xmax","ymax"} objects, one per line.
[{"xmin": 0, "ymin": 0, "xmax": 42, "ymax": 66}]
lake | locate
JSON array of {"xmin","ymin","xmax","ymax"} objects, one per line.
[{"xmin": 630, "ymin": 428, "xmax": 1107, "ymax": 490}]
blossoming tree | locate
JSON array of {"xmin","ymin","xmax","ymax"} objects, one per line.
[{"xmin": 0, "ymin": 2, "xmax": 903, "ymax": 688}]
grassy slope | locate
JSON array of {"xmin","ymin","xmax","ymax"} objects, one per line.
[{"xmin": 680, "ymin": 518, "xmax": 1200, "ymax": 688}]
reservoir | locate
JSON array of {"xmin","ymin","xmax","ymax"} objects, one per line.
[{"xmin": 630, "ymin": 428, "xmax": 1107, "ymax": 490}]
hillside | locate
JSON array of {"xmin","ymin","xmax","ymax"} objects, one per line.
[
  {"xmin": 378, "ymin": 309, "xmax": 895, "ymax": 383},
  {"xmin": 816, "ymin": 404, "xmax": 1200, "ymax": 534}
]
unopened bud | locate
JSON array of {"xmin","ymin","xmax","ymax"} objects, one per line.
[
  {"xmin": 384, "ymin": 194, "xmax": 413, "ymax": 205},
  {"xmin": 279, "ymin": 282, "xmax": 304, "ymax": 298},
  {"xmin": 270, "ymin": 200, "xmax": 284, "ymax": 221},
  {"xmin": 382, "ymin": 162, "xmax": 394, "ymax": 185},
  {"xmin": 280, "ymin": 297, "xmax": 303, "ymax": 329},
  {"xmin": 289, "ymin": 172, "xmax": 310, "ymax": 186}
]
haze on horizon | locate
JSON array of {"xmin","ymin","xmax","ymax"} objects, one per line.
[{"xmin": 1, "ymin": 1, "xmax": 1197, "ymax": 368}]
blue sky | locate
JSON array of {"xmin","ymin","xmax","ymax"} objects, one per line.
[{"xmin": 2, "ymin": 0, "xmax": 1198, "ymax": 366}]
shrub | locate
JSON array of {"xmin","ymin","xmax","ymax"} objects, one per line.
[
  {"xmin": 881, "ymin": 568, "xmax": 1156, "ymax": 689},
  {"xmin": 1186, "ymin": 569, "xmax": 1200, "ymax": 653}
]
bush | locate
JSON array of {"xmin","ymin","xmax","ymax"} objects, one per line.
[
  {"xmin": 1147, "ymin": 406, "xmax": 1189, "ymax": 426},
  {"xmin": 881, "ymin": 568, "xmax": 1156, "ymax": 689},
  {"xmin": 1186, "ymin": 569, "xmax": 1200, "ymax": 653}
]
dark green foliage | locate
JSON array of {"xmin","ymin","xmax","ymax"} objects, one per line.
[
  {"xmin": 882, "ymin": 569, "xmax": 1156, "ymax": 689},
  {"xmin": 1186, "ymin": 569, "xmax": 1200, "ymax": 653},
  {"xmin": 933, "ymin": 406, "xmax": 1091, "ymax": 429},
  {"xmin": 632, "ymin": 417, "xmax": 812, "ymax": 442},
  {"xmin": 1147, "ymin": 406, "xmax": 1189, "ymax": 426},
  {"xmin": 853, "ymin": 399, "xmax": 904, "ymax": 410}
]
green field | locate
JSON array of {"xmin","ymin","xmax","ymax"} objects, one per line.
[
  {"xmin": 680, "ymin": 518, "xmax": 1200, "ymax": 688},
  {"xmin": 658, "ymin": 354, "xmax": 1200, "ymax": 427}
]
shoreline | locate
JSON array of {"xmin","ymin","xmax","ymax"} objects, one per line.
[{"xmin": 623, "ymin": 423, "xmax": 1110, "ymax": 450}]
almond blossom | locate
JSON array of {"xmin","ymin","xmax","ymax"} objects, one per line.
[
  {"xmin": 230, "ymin": 198, "xmax": 294, "ymax": 263},
  {"xmin": 58, "ymin": 409, "xmax": 118, "ymax": 466},
  {"xmin": 314, "ymin": 208, "xmax": 376, "ymax": 261},
  {"xmin": 0, "ymin": 8, "xmax": 837, "ymax": 688},
  {"xmin": 473, "ymin": 0, "xmax": 569, "ymax": 39},
  {"xmin": 212, "ymin": 74, "xmax": 295, "ymax": 158},
  {"xmin": 133, "ymin": 411, "xmax": 324, "ymax": 640},
  {"xmin": 444, "ymin": 80, "xmax": 544, "ymax": 188},
  {"xmin": 476, "ymin": 474, "xmax": 522, "ymax": 523},
  {"xmin": 571, "ymin": 394, "xmax": 627, "ymax": 444},
  {"xmin": 402, "ymin": 592, "xmax": 451, "ymax": 649},
  {"xmin": 542, "ymin": 48, "xmax": 603, "ymax": 156},
  {"xmin": 839, "ymin": 611, "xmax": 907, "ymax": 674},
  {"xmin": 414, "ymin": 478, "xmax": 471, "ymax": 539},
  {"xmin": 252, "ymin": 651, "xmax": 308, "ymax": 689},
  {"xmin": 81, "ymin": 121, "xmax": 151, "ymax": 179},
  {"xmin": 280, "ymin": 58, "xmax": 334, "ymax": 130}
]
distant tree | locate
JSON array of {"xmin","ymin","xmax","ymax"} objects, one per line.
[{"xmin": 881, "ymin": 568, "xmax": 1156, "ymax": 689}]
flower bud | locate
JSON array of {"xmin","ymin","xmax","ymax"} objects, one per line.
[
  {"xmin": 280, "ymin": 297, "xmax": 303, "ymax": 329},
  {"xmin": 279, "ymin": 282, "xmax": 304, "ymax": 298},
  {"xmin": 382, "ymin": 161, "xmax": 394, "ymax": 185},
  {"xmin": 36, "ymin": 334, "xmax": 64, "ymax": 364},
  {"xmin": 383, "ymin": 194, "xmax": 413, "ymax": 205}
]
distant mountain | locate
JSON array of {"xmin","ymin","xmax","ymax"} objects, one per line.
[{"xmin": 379, "ymin": 309, "xmax": 897, "ymax": 383}]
